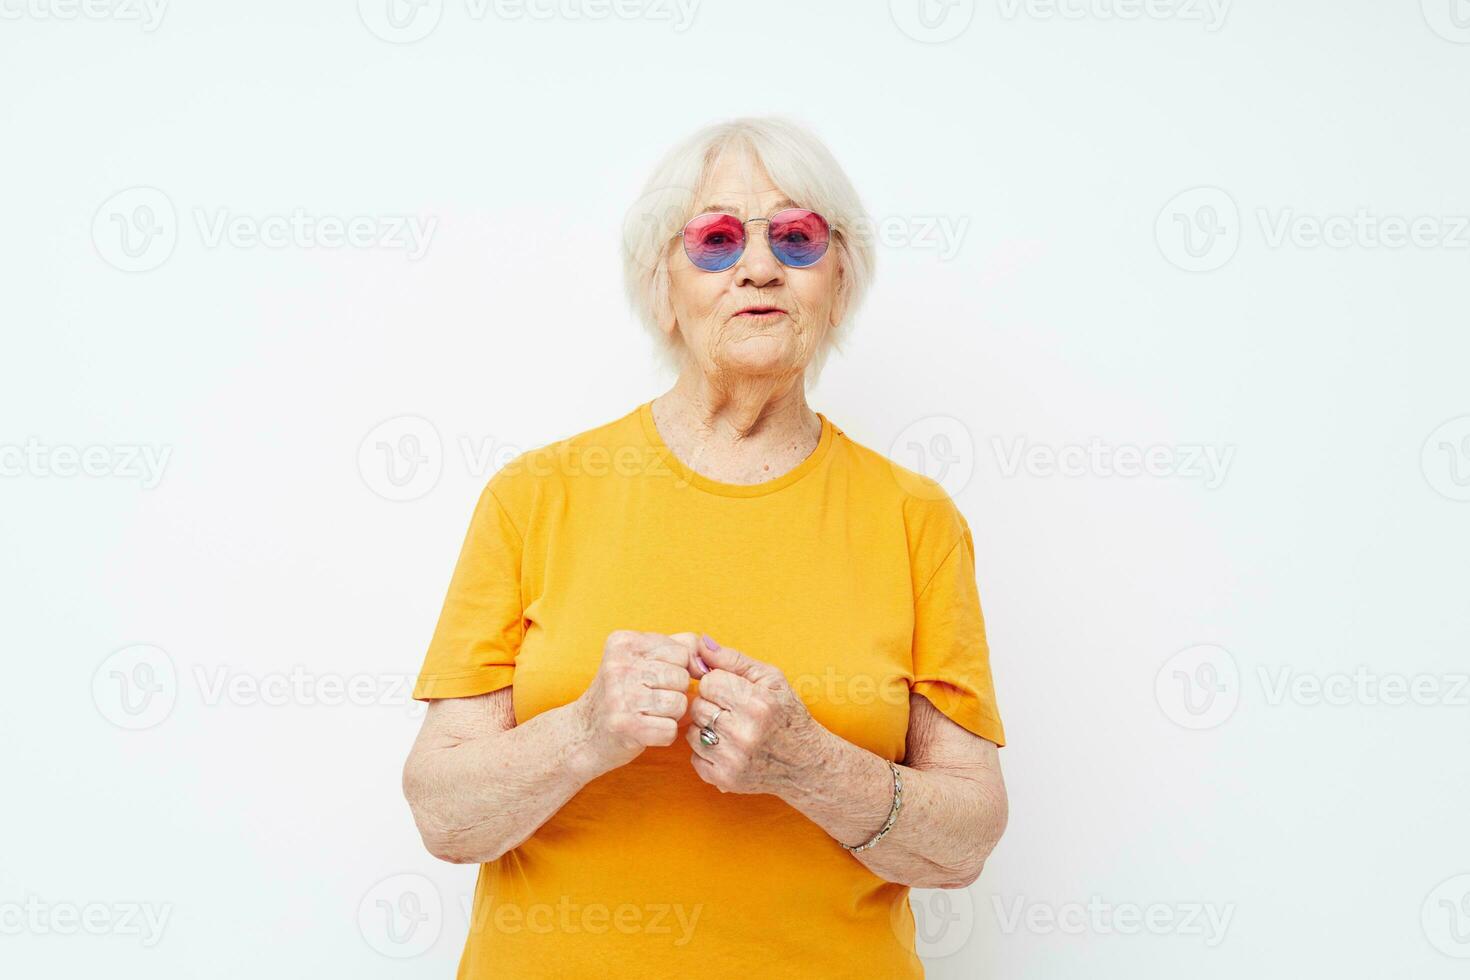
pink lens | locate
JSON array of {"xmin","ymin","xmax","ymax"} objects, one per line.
[
  {"xmin": 767, "ymin": 208, "xmax": 830, "ymax": 267},
  {"xmin": 682, "ymin": 212, "xmax": 747, "ymax": 271}
]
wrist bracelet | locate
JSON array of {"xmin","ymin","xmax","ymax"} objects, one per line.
[{"xmin": 839, "ymin": 760, "xmax": 904, "ymax": 853}]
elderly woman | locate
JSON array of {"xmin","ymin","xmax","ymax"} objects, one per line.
[{"xmin": 402, "ymin": 116, "xmax": 1008, "ymax": 978}]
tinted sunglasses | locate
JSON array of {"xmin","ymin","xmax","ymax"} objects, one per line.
[{"xmin": 676, "ymin": 208, "xmax": 831, "ymax": 272}]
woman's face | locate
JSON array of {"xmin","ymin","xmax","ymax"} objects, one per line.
[{"xmin": 664, "ymin": 149, "xmax": 844, "ymax": 384}]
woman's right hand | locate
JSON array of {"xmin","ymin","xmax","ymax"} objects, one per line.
[{"xmin": 574, "ymin": 630, "xmax": 700, "ymax": 775}]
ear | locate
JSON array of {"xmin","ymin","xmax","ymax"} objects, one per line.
[
  {"xmin": 656, "ymin": 266, "xmax": 680, "ymax": 340},
  {"xmin": 828, "ymin": 257, "xmax": 849, "ymax": 328}
]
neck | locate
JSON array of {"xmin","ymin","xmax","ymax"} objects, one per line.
[{"xmin": 650, "ymin": 371, "xmax": 822, "ymax": 485}]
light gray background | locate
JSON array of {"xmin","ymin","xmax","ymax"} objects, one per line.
[{"xmin": 3, "ymin": 1, "xmax": 1469, "ymax": 977}]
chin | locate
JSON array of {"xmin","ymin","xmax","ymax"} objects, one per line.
[{"xmin": 720, "ymin": 332, "xmax": 797, "ymax": 365}]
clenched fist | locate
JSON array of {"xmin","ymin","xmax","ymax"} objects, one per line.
[{"xmin": 574, "ymin": 630, "xmax": 701, "ymax": 776}]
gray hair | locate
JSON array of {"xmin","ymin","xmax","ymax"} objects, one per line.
[{"xmin": 620, "ymin": 116, "xmax": 876, "ymax": 387}]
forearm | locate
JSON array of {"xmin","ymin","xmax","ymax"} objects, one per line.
[
  {"xmin": 780, "ymin": 726, "xmax": 1006, "ymax": 889},
  {"xmin": 403, "ymin": 696, "xmax": 604, "ymax": 864}
]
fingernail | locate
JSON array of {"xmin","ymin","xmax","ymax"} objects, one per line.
[
  {"xmin": 701, "ymin": 634, "xmax": 720, "ymax": 651},
  {"xmin": 693, "ymin": 653, "xmax": 709, "ymax": 674}
]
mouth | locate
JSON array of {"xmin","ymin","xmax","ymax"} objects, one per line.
[{"xmin": 733, "ymin": 306, "xmax": 787, "ymax": 319}]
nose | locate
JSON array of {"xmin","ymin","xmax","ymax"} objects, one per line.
[{"xmin": 733, "ymin": 220, "xmax": 784, "ymax": 289}]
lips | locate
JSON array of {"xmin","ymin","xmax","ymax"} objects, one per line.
[{"xmin": 735, "ymin": 306, "xmax": 786, "ymax": 316}]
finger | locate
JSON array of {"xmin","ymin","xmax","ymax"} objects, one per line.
[
  {"xmin": 685, "ymin": 723, "xmax": 718, "ymax": 761},
  {"xmin": 696, "ymin": 635, "xmax": 769, "ymax": 681},
  {"xmin": 697, "ymin": 668, "xmax": 758, "ymax": 709},
  {"xmin": 637, "ymin": 660, "xmax": 691, "ymax": 691},
  {"xmin": 687, "ymin": 695, "xmax": 729, "ymax": 731},
  {"xmin": 639, "ymin": 715, "xmax": 678, "ymax": 746},
  {"xmin": 666, "ymin": 632, "xmax": 712, "ymax": 680},
  {"xmin": 641, "ymin": 635, "xmax": 699, "ymax": 670},
  {"xmin": 637, "ymin": 687, "xmax": 687, "ymax": 721},
  {"xmin": 667, "ymin": 631, "xmax": 700, "ymax": 653}
]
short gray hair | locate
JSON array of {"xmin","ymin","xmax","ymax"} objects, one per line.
[{"xmin": 621, "ymin": 116, "xmax": 876, "ymax": 386}]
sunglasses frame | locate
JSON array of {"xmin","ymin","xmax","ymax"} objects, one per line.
[{"xmin": 674, "ymin": 207, "xmax": 832, "ymax": 272}]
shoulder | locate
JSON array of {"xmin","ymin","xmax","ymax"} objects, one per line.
[
  {"xmin": 830, "ymin": 421, "xmax": 971, "ymax": 545},
  {"xmin": 480, "ymin": 404, "xmax": 645, "ymax": 524}
]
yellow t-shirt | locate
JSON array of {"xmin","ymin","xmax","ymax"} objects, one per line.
[{"xmin": 413, "ymin": 400, "xmax": 1005, "ymax": 979}]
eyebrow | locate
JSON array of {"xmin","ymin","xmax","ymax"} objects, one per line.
[{"xmin": 696, "ymin": 197, "xmax": 801, "ymax": 217}]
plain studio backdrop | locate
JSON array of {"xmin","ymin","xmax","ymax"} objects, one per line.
[{"xmin": 3, "ymin": 2, "xmax": 1469, "ymax": 977}]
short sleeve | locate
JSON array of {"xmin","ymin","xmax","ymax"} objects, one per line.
[
  {"xmin": 412, "ymin": 476, "xmax": 525, "ymax": 701},
  {"xmin": 911, "ymin": 513, "xmax": 1006, "ymax": 747}
]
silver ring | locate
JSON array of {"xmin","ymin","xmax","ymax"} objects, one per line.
[{"xmin": 699, "ymin": 706, "xmax": 727, "ymax": 747}]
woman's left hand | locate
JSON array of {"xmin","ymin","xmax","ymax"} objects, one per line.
[{"xmin": 685, "ymin": 635, "xmax": 829, "ymax": 797}]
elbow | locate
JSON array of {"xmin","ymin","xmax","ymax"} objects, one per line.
[
  {"xmin": 937, "ymin": 784, "xmax": 1010, "ymax": 890},
  {"xmin": 412, "ymin": 814, "xmax": 499, "ymax": 866},
  {"xmin": 402, "ymin": 755, "xmax": 490, "ymax": 865}
]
